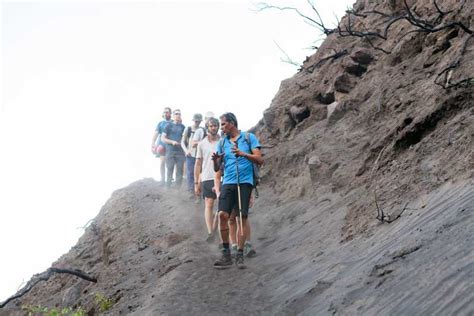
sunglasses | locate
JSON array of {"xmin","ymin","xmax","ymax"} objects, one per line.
[{"xmin": 173, "ymin": 112, "xmax": 181, "ymax": 115}]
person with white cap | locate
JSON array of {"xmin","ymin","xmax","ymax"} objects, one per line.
[{"xmin": 192, "ymin": 111, "xmax": 215, "ymax": 146}]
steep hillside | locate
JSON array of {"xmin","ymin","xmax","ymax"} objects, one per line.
[{"xmin": 1, "ymin": 0, "xmax": 473, "ymax": 314}]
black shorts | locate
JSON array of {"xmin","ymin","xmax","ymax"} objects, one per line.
[
  {"xmin": 218, "ymin": 184, "xmax": 253, "ymax": 217},
  {"xmin": 202, "ymin": 180, "xmax": 217, "ymax": 199}
]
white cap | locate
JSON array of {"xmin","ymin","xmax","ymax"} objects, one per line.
[{"xmin": 204, "ymin": 111, "xmax": 215, "ymax": 120}]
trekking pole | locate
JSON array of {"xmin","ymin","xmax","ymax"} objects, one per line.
[{"xmin": 234, "ymin": 142, "xmax": 244, "ymax": 237}]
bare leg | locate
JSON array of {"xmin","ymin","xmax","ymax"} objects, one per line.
[
  {"xmin": 218, "ymin": 211, "xmax": 230, "ymax": 244},
  {"xmin": 245, "ymin": 217, "xmax": 251, "ymax": 242},
  {"xmin": 228, "ymin": 212, "xmax": 237, "ymax": 245},
  {"xmin": 204, "ymin": 198, "xmax": 215, "ymax": 234},
  {"xmin": 159, "ymin": 156, "xmax": 166, "ymax": 182},
  {"xmin": 236, "ymin": 217, "xmax": 248, "ymax": 250}
]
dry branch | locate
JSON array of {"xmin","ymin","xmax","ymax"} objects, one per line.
[
  {"xmin": 435, "ymin": 35, "xmax": 474, "ymax": 89},
  {"xmin": 255, "ymin": 0, "xmax": 334, "ymax": 35},
  {"xmin": 303, "ymin": 49, "xmax": 348, "ymax": 73},
  {"xmin": 0, "ymin": 268, "xmax": 97, "ymax": 308}
]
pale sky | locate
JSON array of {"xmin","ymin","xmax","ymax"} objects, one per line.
[{"xmin": 0, "ymin": 0, "xmax": 353, "ymax": 302}]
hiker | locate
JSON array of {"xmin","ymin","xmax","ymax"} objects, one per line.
[
  {"xmin": 194, "ymin": 117, "xmax": 220, "ymax": 241},
  {"xmin": 214, "ymin": 169, "xmax": 256, "ymax": 258},
  {"xmin": 162, "ymin": 109, "xmax": 186, "ymax": 188},
  {"xmin": 181, "ymin": 113, "xmax": 203, "ymax": 196},
  {"xmin": 192, "ymin": 111, "xmax": 214, "ymax": 145},
  {"xmin": 151, "ymin": 107, "xmax": 172, "ymax": 184},
  {"xmin": 211, "ymin": 112, "xmax": 263, "ymax": 269}
]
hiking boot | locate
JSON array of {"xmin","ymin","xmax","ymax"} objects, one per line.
[
  {"xmin": 213, "ymin": 250, "xmax": 232, "ymax": 269},
  {"xmin": 244, "ymin": 242, "xmax": 256, "ymax": 258},
  {"xmin": 235, "ymin": 253, "xmax": 246, "ymax": 269}
]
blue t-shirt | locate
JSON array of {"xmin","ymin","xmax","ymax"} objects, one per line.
[
  {"xmin": 163, "ymin": 122, "xmax": 186, "ymax": 156},
  {"xmin": 216, "ymin": 131, "xmax": 261, "ymax": 185},
  {"xmin": 155, "ymin": 119, "xmax": 172, "ymax": 146}
]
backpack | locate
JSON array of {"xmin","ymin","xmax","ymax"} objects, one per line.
[
  {"xmin": 184, "ymin": 126, "xmax": 206, "ymax": 148},
  {"xmin": 219, "ymin": 132, "xmax": 261, "ymax": 197}
]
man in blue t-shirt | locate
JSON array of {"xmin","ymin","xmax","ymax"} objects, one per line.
[
  {"xmin": 211, "ymin": 112, "xmax": 263, "ymax": 269},
  {"xmin": 162, "ymin": 109, "xmax": 186, "ymax": 188},
  {"xmin": 151, "ymin": 107, "xmax": 172, "ymax": 184}
]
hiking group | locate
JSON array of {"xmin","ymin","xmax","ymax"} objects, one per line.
[{"xmin": 151, "ymin": 109, "xmax": 263, "ymax": 269}]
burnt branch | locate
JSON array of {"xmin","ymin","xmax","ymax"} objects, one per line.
[
  {"xmin": 337, "ymin": 14, "xmax": 394, "ymax": 54},
  {"xmin": 377, "ymin": 202, "xmax": 410, "ymax": 223},
  {"xmin": 435, "ymin": 35, "xmax": 474, "ymax": 89},
  {"xmin": 0, "ymin": 268, "xmax": 97, "ymax": 308},
  {"xmin": 255, "ymin": 1, "xmax": 335, "ymax": 35},
  {"xmin": 370, "ymin": 146, "xmax": 412, "ymax": 224},
  {"xmin": 274, "ymin": 41, "xmax": 301, "ymax": 68},
  {"xmin": 302, "ymin": 49, "xmax": 348, "ymax": 73},
  {"xmin": 433, "ymin": 0, "xmax": 453, "ymax": 17},
  {"xmin": 341, "ymin": 0, "xmax": 472, "ymax": 55}
]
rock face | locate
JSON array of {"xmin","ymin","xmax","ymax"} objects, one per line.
[{"xmin": 2, "ymin": 0, "xmax": 474, "ymax": 314}]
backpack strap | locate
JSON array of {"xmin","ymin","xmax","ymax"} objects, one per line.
[
  {"xmin": 219, "ymin": 137, "xmax": 226, "ymax": 154},
  {"xmin": 243, "ymin": 132, "xmax": 254, "ymax": 153},
  {"xmin": 184, "ymin": 126, "xmax": 193, "ymax": 147}
]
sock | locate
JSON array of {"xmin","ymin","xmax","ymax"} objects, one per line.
[{"xmin": 222, "ymin": 243, "xmax": 229, "ymax": 250}]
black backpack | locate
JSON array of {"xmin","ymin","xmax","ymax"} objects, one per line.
[
  {"xmin": 219, "ymin": 132, "xmax": 261, "ymax": 197},
  {"xmin": 184, "ymin": 126, "xmax": 207, "ymax": 148}
]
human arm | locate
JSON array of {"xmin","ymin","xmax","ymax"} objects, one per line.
[
  {"xmin": 161, "ymin": 124, "xmax": 180, "ymax": 146},
  {"xmin": 162, "ymin": 133, "xmax": 179, "ymax": 146},
  {"xmin": 231, "ymin": 133, "xmax": 264, "ymax": 165},
  {"xmin": 151, "ymin": 131, "xmax": 159, "ymax": 153},
  {"xmin": 213, "ymin": 169, "xmax": 222, "ymax": 197},
  {"xmin": 212, "ymin": 152, "xmax": 224, "ymax": 172},
  {"xmin": 232, "ymin": 146, "xmax": 263, "ymax": 165},
  {"xmin": 191, "ymin": 128, "xmax": 203, "ymax": 148},
  {"xmin": 181, "ymin": 128, "xmax": 191, "ymax": 156},
  {"xmin": 194, "ymin": 144, "xmax": 203, "ymax": 195}
]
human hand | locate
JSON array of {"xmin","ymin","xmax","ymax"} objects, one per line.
[
  {"xmin": 231, "ymin": 144, "xmax": 244, "ymax": 157},
  {"xmin": 212, "ymin": 186, "xmax": 220, "ymax": 198},
  {"xmin": 194, "ymin": 183, "xmax": 201, "ymax": 195},
  {"xmin": 211, "ymin": 152, "xmax": 224, "ymax": 161}
]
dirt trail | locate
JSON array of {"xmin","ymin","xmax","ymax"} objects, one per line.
[
  {"xmin": 2, "ymin": 178, "xmax": 473, "ymax": 315},
  {"xmin": 132, "ymin": 186, "xmax": 273, "ymax": 315}
]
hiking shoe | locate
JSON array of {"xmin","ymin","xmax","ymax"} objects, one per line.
[
  {"xmin": 213, "ymin": 251, "xmax": 233, "ymax": 269},
  {"xmin": 231, "ymin": 244, "xmax": 238, "ymax": 258},
  {"xmin": 235, "ymin": 253, "xmax": 246, "ymax": 269},
  {"xmin": 205, "ymin": 233, "xmax": 215, "ymax": 243},
  {"xmin": 244, "ymin": 243, "xmax": 256, "ymax": 258}
]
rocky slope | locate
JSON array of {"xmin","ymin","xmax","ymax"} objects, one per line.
[{"xmin": 2, "ymin": 0, "xmax": 473, "ymax": 314}]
